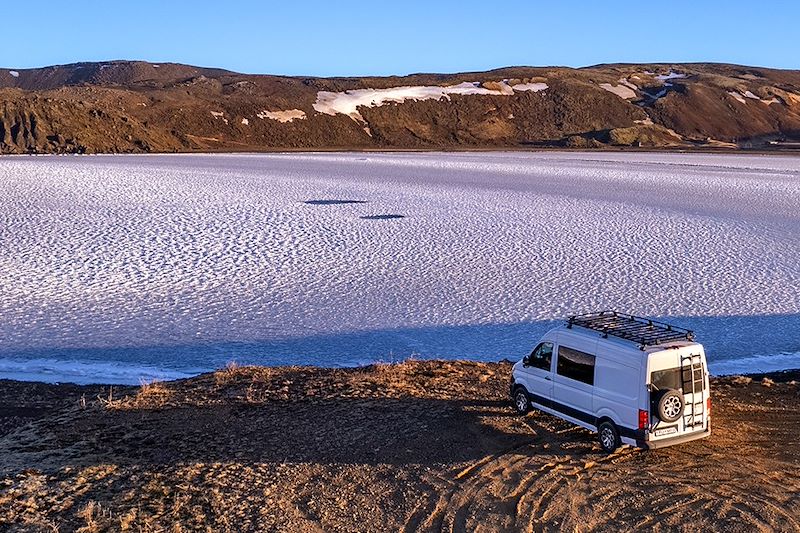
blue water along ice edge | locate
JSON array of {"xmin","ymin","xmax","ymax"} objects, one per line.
[{"xmin": 1, "ymin": 314, "xmax": 798, "ymax": 385}]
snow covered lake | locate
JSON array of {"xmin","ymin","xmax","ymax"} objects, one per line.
[{"xmin": 1, "ymin": 152, "xmax": 798, "ymax": 384}]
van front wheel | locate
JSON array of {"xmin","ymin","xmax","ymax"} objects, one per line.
[
  {"xmin": 598, "ymin": 421, "xmax": 620, "ymax": 453},
  {"xmin": 513, "ymin": 388, "xmax": 530, "ymax": 415}
]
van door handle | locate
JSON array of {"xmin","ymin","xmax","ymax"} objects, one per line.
[{"xmin": 544, "ymin": 376, "xmax": 552, "ymax": 381}]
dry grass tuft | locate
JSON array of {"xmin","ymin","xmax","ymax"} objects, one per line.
[
  {"xmin": 371, "ymin": 361, "xmax": 393, "ymax": 373},
  {"xmin": 127, "ymin": 379, "xmax": 172, "ymax": 409},
  {"xmin": 21, "ymin": 516, "xmax": 61, "ymax": 533},
  {"xmin": 214, "ymin": 360, "xmax": 246, "ymax": 388},
  {"xmin": 243, "ymin": 367, "xmax": 278, "ymax": 404},
  {"xmin": 75, "ymin": 501, "xmax": 114, "ymax": 533},
  {"xmin": 118, "ymin": 508, "xmax": 137, "ymax": 531}
]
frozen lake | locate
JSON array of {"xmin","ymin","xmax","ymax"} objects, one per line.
[{"xmin": 1, "ymin": 152, "xmax": 799, "ymax": 383}]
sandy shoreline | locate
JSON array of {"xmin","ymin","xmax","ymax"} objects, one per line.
[{"xmin": 0, "ymin": 361, "xmax": 798, "ymax": 531}]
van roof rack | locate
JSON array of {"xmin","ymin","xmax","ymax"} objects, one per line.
[{"xmin": 566, "ymin": 311, "xmax": 694, "ymax": 349}]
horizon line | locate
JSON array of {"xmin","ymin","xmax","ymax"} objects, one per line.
[{"xmin": 3, "ymin": 59, "xmax": 798, "ymax": 79}]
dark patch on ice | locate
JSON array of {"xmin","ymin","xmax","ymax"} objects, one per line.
[
  {"xmin": 304, "ymin": 199, "xmax": 367, "ymax": 206},
  {"xmin": 360, "ymin": 214, "xmax": 405, "ymax": 220}
]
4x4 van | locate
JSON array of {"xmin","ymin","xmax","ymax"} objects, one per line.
[{"xmin": 510, "ymin": 311, "xmax": 711, "ymax": 452}]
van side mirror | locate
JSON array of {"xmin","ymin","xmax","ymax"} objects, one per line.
[{"xmin": 522, "ymin": 355, "xmax": 531, "ymax": 367}]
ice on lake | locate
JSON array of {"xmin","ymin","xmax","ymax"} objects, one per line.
[{"xmin": 0, "ymin": 152, "xmax": 798, "ymax": 383}]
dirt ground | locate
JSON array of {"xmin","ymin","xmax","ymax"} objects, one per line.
[{"xmin": 0, "ymin": 361, "xmax": 798, "ymax": 532}]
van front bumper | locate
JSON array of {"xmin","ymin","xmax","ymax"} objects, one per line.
[{"xmin": 637, "ymin": 428, "xmax": 711, "ymax": 449}]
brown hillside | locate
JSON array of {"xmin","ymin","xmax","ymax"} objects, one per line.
[{"xmin": 1, "ymin": 61, "xmax": 800, "ymax": 153}]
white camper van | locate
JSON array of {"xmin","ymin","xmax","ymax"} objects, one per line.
[{"xmin": 510, "ymin": 311, "xmax": 711, "ymax": 452}]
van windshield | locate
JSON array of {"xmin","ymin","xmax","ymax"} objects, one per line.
[{"xmin": 651, "ymin": 366, "xmax": 706, "ymax": 391}]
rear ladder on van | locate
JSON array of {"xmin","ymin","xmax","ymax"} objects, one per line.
[{"xmin": 680, "ymin": 354, "xmax": 705, "ymax": 428}]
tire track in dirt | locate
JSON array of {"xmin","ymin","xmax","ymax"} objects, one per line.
[
  {"xmin": 407, "ymin": 414, "xmax": 639, "ymax": 532},
  {"xmin": 403, "ymin": 402, "xmax": 800, "ymax": 533},
  {"xmin": 582, "ymin": 426, "xmax": 800, "ymax": 532}
]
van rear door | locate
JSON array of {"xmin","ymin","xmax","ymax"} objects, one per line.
[{"xmin": 648, "ymin": 347, "xmax": 710, "ymax": 441}]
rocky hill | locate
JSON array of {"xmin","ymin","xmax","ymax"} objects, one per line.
[{"xmin": 1, "ymin": 61, "xmax": 800, "ymax": 153}]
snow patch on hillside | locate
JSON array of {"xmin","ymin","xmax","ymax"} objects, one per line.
[
  {"xmin": 210, "ymin": 111, "xmax": 228, "ymax": 124},
  {"xmin": 728, "ymin": 91, "xmax": 780, "ymax": 105},
  {"xmin": 486, "ymin": 81, "xmax": 514, "ymax": 94},
  {"xmin": 599, "ymin": 82, "xmax": 637, "ymax": 99},
  {"xmin": 728, "ymin": 91, "xmax": 747, "ymax": 104},
  {"xmin": 512, "ymin": 82, "xmax": 549, "ymax": 92},
  {"xmin": 313, "ymin": 81, "xmax": 549, "ymax": 122},
  {"xmin": 9, "ymin": 70, "xmax": 19, "ymax": 78},
  {"xmin": 655, "ymin": 71, "xmax": 686, "ymax": 81},
  {"xmin": 257, "ymin": 109, "xmax": 307, "ymax": 123}
]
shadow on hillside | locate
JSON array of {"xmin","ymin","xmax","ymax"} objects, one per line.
[{"xmin": 1, "ymin": 396, "xmax": 554, "ymax": 469}]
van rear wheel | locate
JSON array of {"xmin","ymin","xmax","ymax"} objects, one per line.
[
  {"xmin": 513, "ymin": 388, "xmax": 530, "ymax": 415},
  {"xmin": 598, "ymin": 421, "xmax": 620, "ymax": 453}
]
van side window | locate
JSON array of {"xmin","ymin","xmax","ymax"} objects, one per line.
[
  {"xmin": 556, "ymin": 346, "xmax": 596, "ymax": 385},
  {"xmin": 526, "ymin": 342, "xmax": 553, "ymax": 371}
]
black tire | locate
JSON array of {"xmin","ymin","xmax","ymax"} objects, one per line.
[
  {"xmin": 656, "ymin": 389, "xmax": 684, "ymax": 423},
  {"xmin": 513, "ymin": 387, "xmax": 530, "ymax": 415},
  {"xmin": 598, "ymin": 420, "xmax": 620, "ymax": 453}
]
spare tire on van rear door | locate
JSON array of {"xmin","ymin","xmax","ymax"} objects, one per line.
[{"xmin": 655, "ymin": 389, "xmax": 684, "ymax": 423}]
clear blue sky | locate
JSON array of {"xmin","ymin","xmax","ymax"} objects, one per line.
[{"xmin": 3, "ymin": 1, "xmax": 798, "ymax": 76}]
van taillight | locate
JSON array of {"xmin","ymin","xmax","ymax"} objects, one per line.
[
  {"xmin": 638, "ymin": 409, "xmax": 649, "ymax": 430},
  {"xmin": 707, "ymin": 397, "xmax": 711, "ymax": 417}
]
